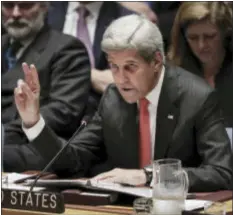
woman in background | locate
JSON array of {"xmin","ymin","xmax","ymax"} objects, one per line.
[{"xmin": 168, "ymin": 2, "xmax": 233, "ymax": 127}]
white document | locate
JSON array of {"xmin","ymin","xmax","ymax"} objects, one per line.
[
  {"xmin": 90, "ymin": 180, "xmax": 153, "ymax": 197},
  {"xmin": 2, "ymin": 173, "xmax": 34, "ymax": 184},
  {"xmin": 2, "ymin": 183, "xmax": 45, "ymax": 191},
  {"xmin": 185, "ymin": 199, "xmax": 212, "ymax": 211},
  {"xmin": 25, "ymin": 178, "xmax": 153, "ymax": 197}
]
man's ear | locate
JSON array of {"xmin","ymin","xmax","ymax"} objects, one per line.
[{"xmin": 153, "ymin": 51, "xmax": 163, "ymax": 72}]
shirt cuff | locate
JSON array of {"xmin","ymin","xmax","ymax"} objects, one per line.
[{"xmin": 22, "ymin": 115, "xmax": 45, "ymax": 142}]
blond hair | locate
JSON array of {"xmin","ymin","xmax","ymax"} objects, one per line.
[{"xmin": 167, "ymin": 2, "xmax": 232, "ymax": 66}]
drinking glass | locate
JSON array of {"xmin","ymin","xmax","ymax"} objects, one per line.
[{"xmin": 152, "ymin": 159, "xmax": 189, "ymax": 215}]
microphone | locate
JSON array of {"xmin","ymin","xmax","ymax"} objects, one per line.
[{"xmin": 29, "ymin": 120, "xmax": 87, "ymax": 192}]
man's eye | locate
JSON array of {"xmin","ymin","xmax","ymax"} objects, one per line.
[
  {"xmin": 110, "ymin": 63, "xmax": 118, "ymax": 72},
  {"xmin": 2, "ymin": 2, "xmax": 15, "ymax": 9},
  {"xmin": 125, "ymin": 64, "xmax": 137, "ymax": 72},
  {"xmin": 19, "ymin": 3, "xmax": 36, "ymax": 10}
]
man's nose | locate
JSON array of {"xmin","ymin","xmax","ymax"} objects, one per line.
[
  {"xmin": 117, "ymin": 70, "xmax": 128, "ymax": 84},
  {"xmin": 12, "ymin": 5, "xmax": 22, "ymax": 18}
]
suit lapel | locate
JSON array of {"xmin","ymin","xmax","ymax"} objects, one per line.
[
  {"xmin": 2, "ymin": 26, "xmax": 50, "ymax": 92},
  {"xmin": 155, "ymin": 65, "xmax": 180, "ymax": 159},
  {"xmin": 118, "ymin": 100, "xmax": 140, "ymax": 168}
]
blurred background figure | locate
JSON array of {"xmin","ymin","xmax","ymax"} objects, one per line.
[
  {"xmin": 167, "ymin": 2, "xmax": 233, "ymax": 127},
  {"xmin": 2, "ymin": 1, "xmax": 90, "ymax": 171},
  {"xmin": 149, "ymin": 2, "xmax": 181, "ymax": 52},
  {"xmin": 47, "ymin": 1, "xmax": 134, "ymax": 119},
  {"xmin": 119, "ymin": 2, "xmax": 158, "ymax": 23}
]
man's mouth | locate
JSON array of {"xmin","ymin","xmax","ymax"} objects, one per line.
[
  {"xmin": 122, "ymin": 88, "xmax": 133, "ymax": 92},
  {"xmin": 9, "ymin": 22, "xmax": 28, "ymax": 28}
]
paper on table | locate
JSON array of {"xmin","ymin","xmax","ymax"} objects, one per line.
[
  {"xmin": 2, "ymin": 183, "xmax": 45, "ymax": 191},
  {"xmin": 3, "ymin": 173, "xmax": 34, "ymax": 184},
  {"xmin": 89, "ymin": 180, "xmax": 153, "ymax": 197},
  {"xmin": 25, "ymin": 178, "xmax": 153, "ymax": 197},
  {"xmin": 185, "ymin": 199, "xmax": 212, "ymax": 211}
]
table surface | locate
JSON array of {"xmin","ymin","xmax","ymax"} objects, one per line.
[{"xmin": 2, "ymin": 199, "xmax": 232, "ymax": 215}]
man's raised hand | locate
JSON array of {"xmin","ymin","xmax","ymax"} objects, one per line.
[{"xmin": 14, "ymin": 63, "xmax": 41, "ymax": 128}]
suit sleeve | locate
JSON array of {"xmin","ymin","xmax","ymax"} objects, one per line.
[
  {"xmin": 4, "ymin": 93, "xmax": 107, "ymax": 176},
  {"xmin": 4, "ymin": 37, "xmax": 91, "ymax": 140},
  {"xmin": 185, "ymin": 92, "xmax": 233, "ymax": 192}
]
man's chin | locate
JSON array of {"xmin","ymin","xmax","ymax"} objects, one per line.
[
  {"xmin": 121, "ymin": 95, "xmax": 138, "ymax": 104},
  {"xmin": 6, "ymin": 27, "xmax": 31, "ymax": 40}
]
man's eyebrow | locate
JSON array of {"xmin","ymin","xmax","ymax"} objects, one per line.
[{"xmin": 126, "ymin": 60, "xmax": 137, "ymax": 64}]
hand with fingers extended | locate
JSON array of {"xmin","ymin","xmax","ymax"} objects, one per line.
[
  {"xmin": 92, "ymin": 168, "xmax": 147, "ymax": 186},
  {"xmin": 14, "ymin": 63, "xmax": 41, "ymax": 128}
]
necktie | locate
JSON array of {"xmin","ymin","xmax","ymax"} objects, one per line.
[
  {"xmin": 5, "ymin": 40, "xmax": 22, "ymax": 70},
  {"xmin": 77, "ymin": 6, "xmax": 95, "ymax": 67},
  {"xmin": 139, "ymin": 98, "xmax": 151, "ymax": 168}
]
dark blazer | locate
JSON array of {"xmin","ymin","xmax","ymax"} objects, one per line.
[
  {"xmin": 47, "ymin": 2, "xmax": 133, "ymax": 120},
  {"xmin": 4, "ymin": 65, "xmax": 232, "ymax": 192},
  {"xmin": 2, "ymin": 26, "xmax": 91, "ymax": 170},
  {"xmin": 181, "ymin": 49, "xmax": 233, "ymax": 127}
]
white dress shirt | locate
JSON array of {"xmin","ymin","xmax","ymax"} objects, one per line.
[
  {"xmin": 63, "ymin": 1, "xmax": 103, "ymax": 45},
  {"xmin": 23, "ymin": 66, "xmax": 165, "ymax": 157},
  {"xmin": 144, "ymin": 66, "xmax": 165, "ymax": 159}
]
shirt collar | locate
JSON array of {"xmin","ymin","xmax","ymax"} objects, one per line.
[
  {"xmin": 67, "ymin": 1, "xmax": 103, "ymax": 19},
  {"xmin": 85, "ymin": 2, "xmax": 103, "ymax": 20},
  {"xmin": 146, "ymin": 66, "xmax": 165, "ymax": 107}
]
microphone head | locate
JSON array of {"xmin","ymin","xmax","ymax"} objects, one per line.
[{"xmin": 81, "ymin": 120, "xmax": 87, "ymax": 127}]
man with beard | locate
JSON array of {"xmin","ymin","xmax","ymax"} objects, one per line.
[{"xmin": 2, "ymin": 1, "xmax": 91, "ymax": 172}]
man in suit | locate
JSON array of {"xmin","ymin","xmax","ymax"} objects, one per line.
[
  {"xmin": 47, "ymin": 1, "xmax": 133, "ymax": 119},
  {"xmin": 12, "ymin": 15, "xmax": 232, "ymax": 191},
  {"xmin": 2, "ymin": 2, "xmax": 91, "ymax": 171}
]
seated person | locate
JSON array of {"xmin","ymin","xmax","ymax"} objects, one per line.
[
  {"xmin": 2, "ymin": 1, "xmax": 91, "ymax": 171},
  {"xmin": 12, "ymin": 15, "xmax": 232, "ymax": 192},
  {"xmin": 47, "ymin": 1, "xmax": 134, "ymax": 119},
  {"xmin": 167, "ymin": 2, "xmax": 233, "ymax": 127}
]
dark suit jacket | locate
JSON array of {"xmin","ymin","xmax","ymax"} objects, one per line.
[
  {"xmin": 6, "ymin": 64, "xmax": 232, "ymax": 192},
  {"xmin": 2, "ymin": 26, "xmax": 91, "ymax": 171},
  {"xmin": 181, "ymin": 48, "xmax": 233, "ymax": 127},
  {"xmin": 47, "ymin": 2, "xmax": 133, "ymax": 121}
]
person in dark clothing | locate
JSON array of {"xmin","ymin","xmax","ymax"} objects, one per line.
[
  {"xmin": 2, "ymin": 1, "xmax": 91, "ymax": 171},
  {"xmin": 168, "ymin": 2, "xmax": 233, "ymax": 127}
]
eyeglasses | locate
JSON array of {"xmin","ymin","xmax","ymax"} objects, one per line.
[{"xmin": 2, "ymin": 2, "xmax": 37, "ymax": 10}]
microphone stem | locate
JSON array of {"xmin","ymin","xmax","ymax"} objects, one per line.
[{"xmin": 29, "ymin": 121, "xmax": 86, "ymax": 192}]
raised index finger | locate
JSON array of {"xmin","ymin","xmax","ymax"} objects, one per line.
[{"xmin": 22, "ymin": 62, "xmax": 31, "ymax": 85}]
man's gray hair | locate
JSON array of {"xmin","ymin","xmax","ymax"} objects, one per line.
[{"xmin": 101, "ymin": 14, "xmax": 165, "ymax": 63}]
